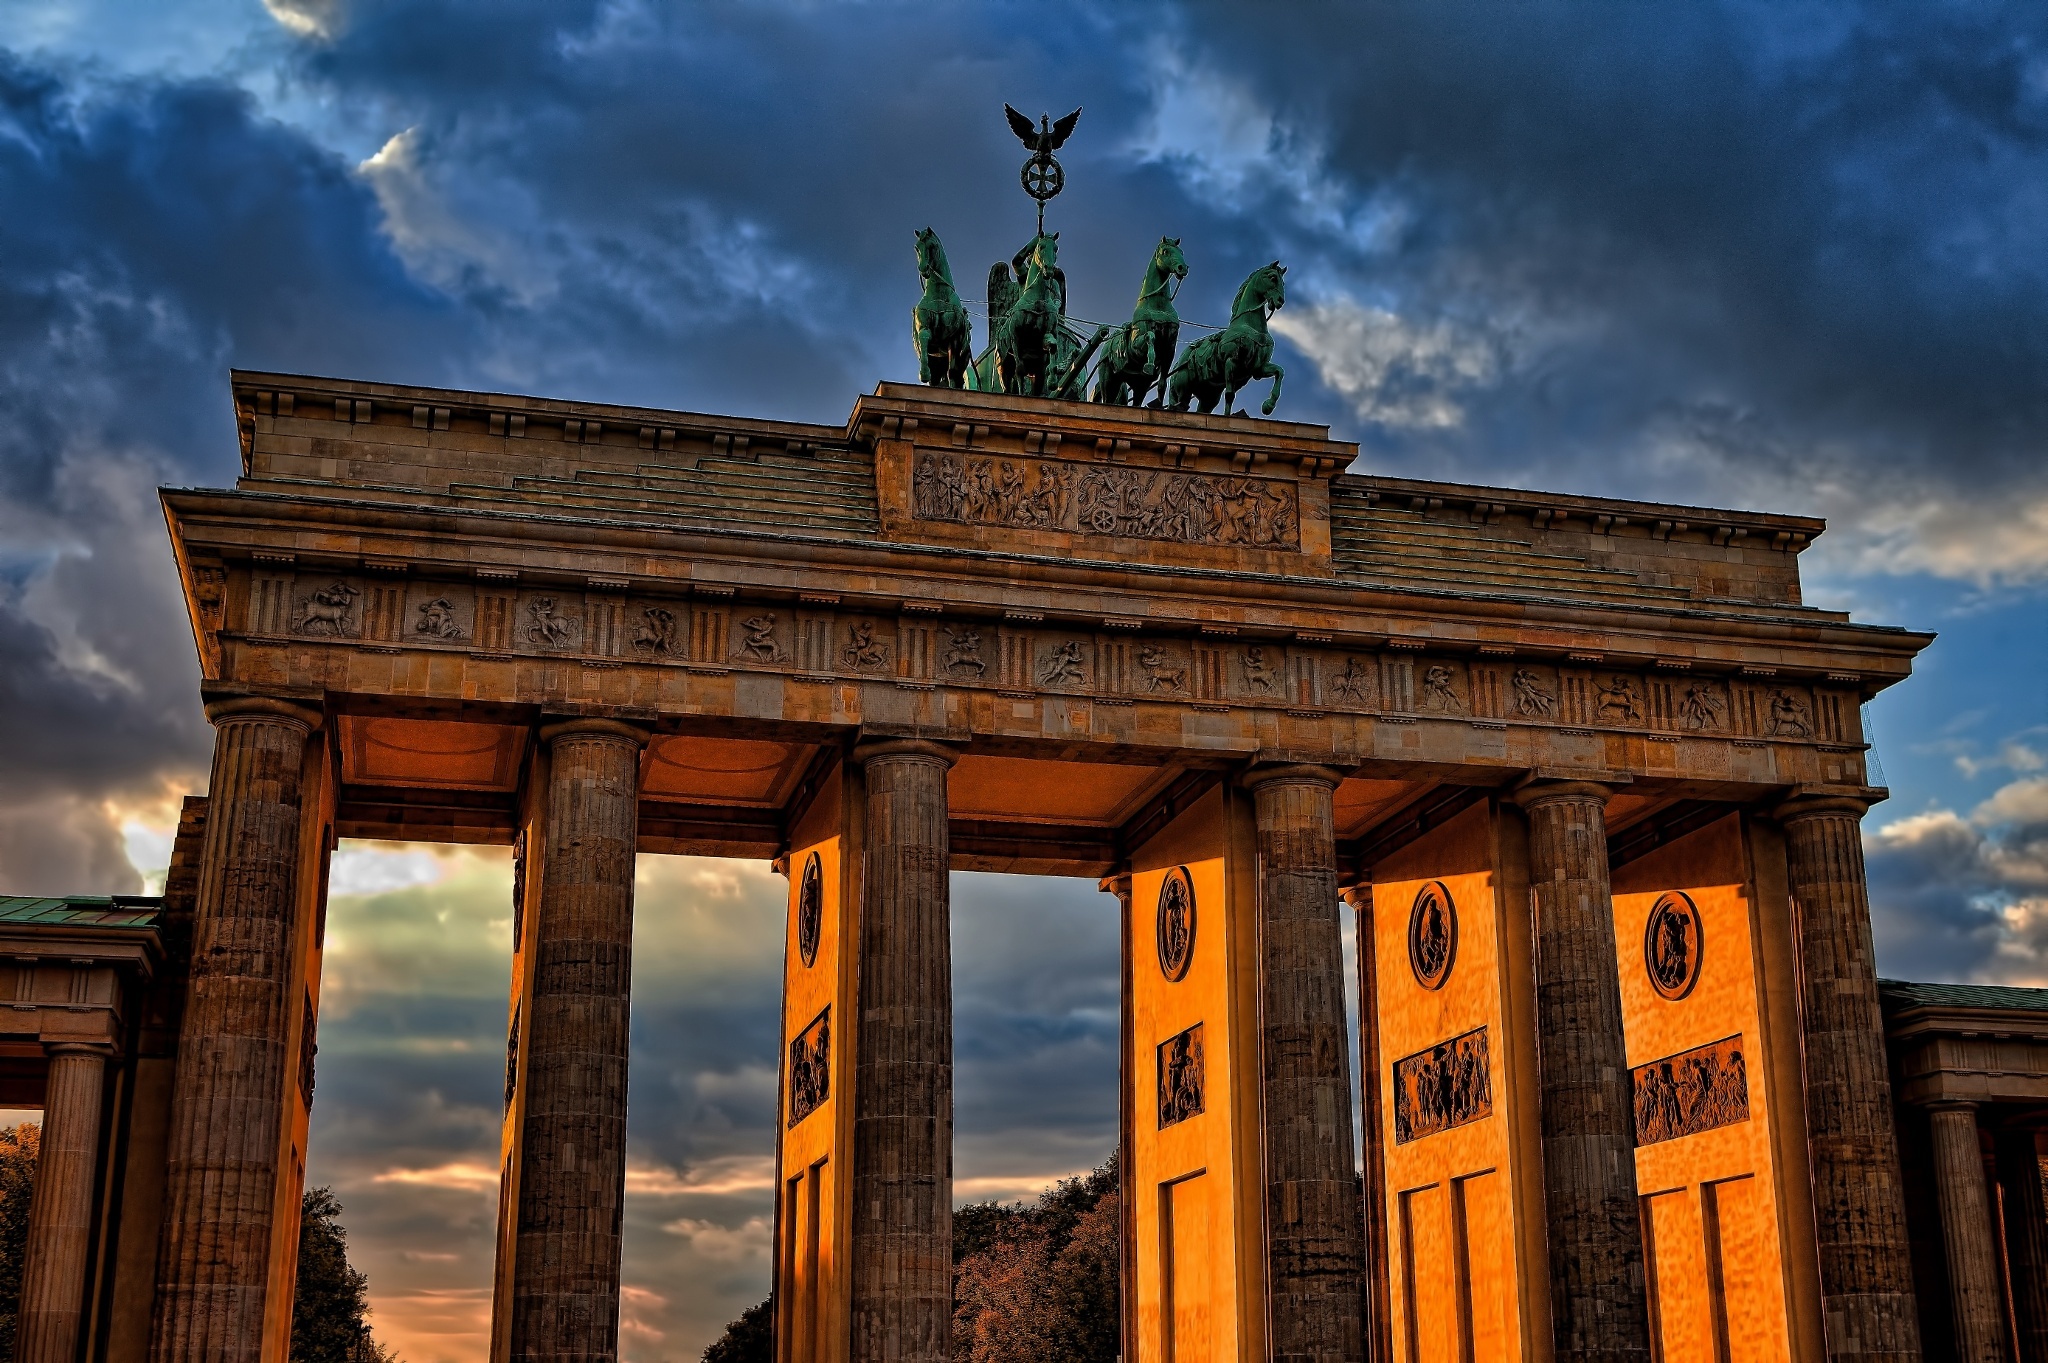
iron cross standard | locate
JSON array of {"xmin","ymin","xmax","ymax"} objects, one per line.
[{"xmin": 1006, "ymin": 103, "xmax": 1080, "ymax": 236}]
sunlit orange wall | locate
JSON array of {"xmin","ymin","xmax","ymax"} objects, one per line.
[
  {"xmin": 1126, "ymin": 785, "xmax": 1264, "ymax": 1363},
  {"xmin": 1610, "ymin": 814, "xmax": 1817, "ymax": 1363},
  {"xmin": 776, "ymin": 765, "xmax": 859, "ymax": 1363},
  {"xmin": 1372, "ymin": 801, "xmax": 1548, "ymax": 1363}
]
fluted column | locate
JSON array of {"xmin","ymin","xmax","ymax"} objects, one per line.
[
  {"xmin": 1512, "ymin": 780, "xmax": 1650, "ymax": 1363},
  {"xmin": 1927, "ymin": 1105, "xmax": 2007, "ymax": 1363},
  {"xmin": 1246, "ymin": 764, "xmax": 1365, "ymax": 1363},
  {"xmin": 850, "ymin": 739, "xmax": 955, "ymax": 1363},
  {"xmin": 1098, "ymin": 871, "xmax": 1138, "ymax": 1363},
  {"xmin": 509, "ymin": 718, "xmax": 648, "ymax": 1363},
  {"xmin": 16, "ymin": 1043, "xmax": 111, "ymax": 1363},
  {"xmin": 150, "ymin": 696, "xmax": 322, "ymax": 1363},
  {"xmin": 1342, "ymin": 883, "xmax": 1393, "ymax": 1363},
  {"xmin": 1995, "ymin": 1130, "xmax": 2048, "ymax": 1363},
  {"xmin": 1776, "ymin": 795, "xmax": 1923, "ymax": 1363}
]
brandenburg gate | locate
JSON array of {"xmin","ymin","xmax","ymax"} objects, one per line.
[{"xmin": 21, "ymin": 361, "xmax": 1936, "ymax": 1363}]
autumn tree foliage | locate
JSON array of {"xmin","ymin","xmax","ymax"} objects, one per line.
[
  {"xmin": 699, "ymin": 1155, "xmax": 1122, "ymax": 1363},
  {"xmin": 0, "ymin": 1123, "xmax": 40, "ymax": 1360},
  {"xmin": 951, "ymin": 1157, "xmax": 1120, "ymax": 1363}
]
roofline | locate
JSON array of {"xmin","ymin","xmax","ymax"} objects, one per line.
[{"xmin": 231, "ymin": 369, "xmax": 1826, "ymax": 539}]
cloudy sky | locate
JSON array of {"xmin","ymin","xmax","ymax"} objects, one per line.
[{"xmin": 1, "ymin": 1, "xmax": 2045, "ymax": 1358}]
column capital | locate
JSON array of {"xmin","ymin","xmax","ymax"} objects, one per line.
[
  {"xmin": 1096, "ymin": 872, "xmax": 1133, "ymax": 904},
  {"xmin": 1240, "ymin": 762, "xmax": 1344, "ymax": 792},
  {"xmin": 851, "ymin": 737, "xmax": 958, "ymax": 768},
  {"xmin": 1773, "ymin": 790, "xmax": 1880, "ymax": 824},
  {"xmin": 537, "ymin": 717, "xmax": 651, "ymax": 748},
  {"xmin": 44, "ymin": 1042, "xmax": 115, "ymax": 1061},
  {"xmin": 1339, "ymin": 883, "xmax": 1373, "ymax": 910},
  {"xmin": 1925, "ymin": 1099, "xmax": 1981, "ymax": 1116},
  {"xmin": 202, "ymin": 695, "xmax": 323, "ymax": 732},
  {"xmin": 1509, "ymin": 776, "xmax": 1619, "ymax": 811}
]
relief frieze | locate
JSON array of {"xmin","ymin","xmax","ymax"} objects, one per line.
[
  {"xmin": 788, "ymin": 1006, "xmax": 830, "ymax": 1127},
  {"xmin": 1631, "ymin": 1035, "xmax": 1748, "ymax": 1146},
  {"xmin": 1392, "ymin": 1026, "xmax": 1492, "ymax": 1144},
  {"xmin": 912, "ymin": 451, "xmax": 1300, "ymax": 551},
  {"xmin": 1157, "ymin": 1022, "xmax": 1205, "ymax": 1128},
  {"xmin": 234, "ymin": 568, "xmax": 1854, "ymax": 752}
]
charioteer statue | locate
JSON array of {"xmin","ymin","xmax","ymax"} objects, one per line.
[{"xmin": 911, "ymin": 103, "xmax": 1287, "ymax": 417}]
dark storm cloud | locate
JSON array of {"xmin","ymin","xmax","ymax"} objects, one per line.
[
  {"xmin": 1165, "ymin": 4, "xmax": 2048, "ymax": 496},
  {"xmin": 1866, "ymin": 777, "xmax": 2048, "ymax": 984},
  {"xmin": 0, "ymin": 50, "xmax": 478, "ymax": 891}
]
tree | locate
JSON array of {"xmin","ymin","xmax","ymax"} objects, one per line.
[
  {"xmin": 290, "ymin": 1186, "xmax": 397, "ymax": 1363},
  {"xmin": 702, "ymin": 1294, "xmax": 774, "ymax": 1363},
  {"xmin": 952, "ymin": 1156, "xmax": 1120, "ymax": 1363},
  {"xmin": 0, "ymin": 1123, "xmax": 40, "ymax": 1361}
]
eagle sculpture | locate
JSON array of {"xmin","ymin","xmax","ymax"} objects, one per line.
[{"xmin": 1005, "ymin": 104, "xmax": 1082, "ymax": 157}]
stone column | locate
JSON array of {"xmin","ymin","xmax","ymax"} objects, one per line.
[
  {"xmin": 850, "ymin": 740, "xmax": 955, "ymax": 1363},
  {"xmin": 1926, "ymin": 1105, "xmax": 2007, "ymax": 1363},
  {"xmin": 1342, "ymin": 883, "xmax": 1393, "ymax": 1363},
  {"xmin": 1775, "ymin": 795, "xmax": 1923, "ymax": 1363},
  {"xmin": 150, "ymin": 696, "xmax": 323, "ymax": 1363},
  {"xmin": 1098, "ymin": 871, "xmax": 1138, "ymax": 1363},
  {"xmin": 508, "ymin": 718, "xmax": 648, "ymax": 1363},
  {"xmin": 16, "ymin": 1043, "xmax": 111, "ymax": 1363},
  {"xmin": 1512, "ymin": 780, "xmax": 1650, "ymax": 1363},
  {"xmin": 1246, "ymin": 764, "xmax": 1366, "ymax": 1363},
  {"xmin": 1994, "ymin": 1129, "xmax": 2048, "ymax": 1363}
]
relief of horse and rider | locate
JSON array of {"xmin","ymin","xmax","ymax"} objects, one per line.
[{"xmin": 912, "ymin": 226, "xmax": 1289, "ymax": 418}]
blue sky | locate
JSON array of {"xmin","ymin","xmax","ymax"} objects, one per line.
[{"xmin": 0, "ymin": 2, "xmax": 2044, "ymax": 1359}]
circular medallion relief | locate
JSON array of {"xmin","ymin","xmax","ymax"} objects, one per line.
[
  {"xmin": 1644, "ymin": 891, "xmax": 1703, "ymax": 1001},
  {"xmin": 796, "ymin": 852, "xmax": 823, "ymax": 968},
  {"xmin": 1156, "ymin": 867, "xmax": 1196, "ymax": 982},
  {"xmin": 1408, "ymin": 881, "xmax": 1457, "ymax": 991}
]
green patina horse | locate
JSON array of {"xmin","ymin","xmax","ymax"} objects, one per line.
[
  {"xmin": 1167, "ymin": 261, "xmax": 1286, "ymax": 416},
  {"xmin": 1092, "ymin": 236, "xmax": 1187, "ymax": 408},
  {"xmin": 912, "ymin": 227, "xmax": 972, "ymax": 389},
  {"xmin": 973, "ymin": 233, "xmax": 1106, "ymax": 399}
]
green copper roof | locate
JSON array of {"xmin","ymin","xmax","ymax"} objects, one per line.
[
  {"xmin": 1879, "ymin": 978, "xmax": 2048, "ymax": 1016},
  {"xmin": 0, "ymin": 895, "xmax": 161, "ymax": 928}
]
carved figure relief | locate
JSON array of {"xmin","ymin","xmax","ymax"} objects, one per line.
[
  {"xmin": 1423, "ymin": 665, "xmax": 1462, "ymax": 713},
  {"xmin": 738, "ymin": 614, "xmax": 781, "ymax": 663},
  {"xmin": 504, "ymin": 1001, "xmax": 520, "ymax": 1107},
  {"xmin": 1679, "ymin": 681, "xmax": 1725, "ymax": 731},
  {"xmin": 633, "ymin": 607, "xmax": 678, "ymax": 655},
  {"xmin": 1139, "ymin": 644, "xmax": 1186, "ymax": 693},
  {"xmin": 526, "ymin": 597, "xmax": 578, "ymax": 648},
  {"xmin": 943, "ymin": 627, "xmax": 987, "ymax": 677},
  {"xmin": 1157, "ymin": 1022, "xmax": 1205, "ymax": 1128},
  {"xmin": 1331, "ymin": 657, "xmax": 1370, "ymax": 704},
  {"xmin": 1644, "ymin": 891, "xmax": 1704, "ymax": 1001},
  {"xmin": 1393, "ymin": 1027, "xmax": 1492, "ymax": 1144},
  {"xmin": 294, "ymin": 581, "xmax": 360, "ymax": 636},
  {"xmin": 1241, "ymin": 647, "xmax": 1277, "ymax": 694},
  {"xmin": 1512, "ymin": 668, "xmax": 1556, "ymax": 718},
  {"xmin": 415, "ymin": 597, "xmax": 464, "ymax": 640},
  {"xmin": 509, "ymin": 829, "xmax": 527, "ymax": 953},
  {"xmin": 788, "ymin": 1007, "xmax": 831, "ymax": 1127},
  {"xmin": 797, "ymin": 852, "xmax": 824, "ymax": 968},
  {"xmin": 1597, "ymin": 675, "xmax": 1642, "ymax": 724},
  {"xmin": 1408, "ymin": 881, "xmax": 1458, "ymax": 990},
  {"xmin": 844, "ymin": 621, "xmax": 888, "ymax": 671},
  {"xmin": 912, "ymin": 451, "xmax": 1301, "ymax": 551},
  {"xmin": 1632, "ymin": 1035, "xmax": 1748, "ymax": 1146},
  {"xmin": 1769, "ymin": 689, "xmax": 1813, "ymax": 737},
  {"xmin": 1039, "ymin": 639, "xmax": 1087, "ymax": 687},
  {"xmin": 1156, "ymin": 867, "xmax": 1196, "ymax": 982}
]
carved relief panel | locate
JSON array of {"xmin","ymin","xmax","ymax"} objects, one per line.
[
  {"xmin": 788, "ymin": 1006, "xmax": 830, "ymax": 1127},
  {"xmin": 911, "ymin": 450, "xmax": 1302, "ymax": 552},
  {"xmin": 1392, "ymin": 1027, "xmax": 1492, "ymax": 1144}
]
